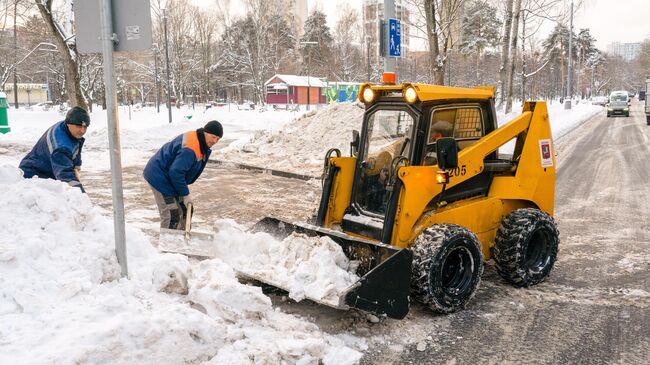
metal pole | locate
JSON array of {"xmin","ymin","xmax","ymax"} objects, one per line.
[
  {"xmin": 307, "ymin": 54, "xmax": 310, "ymax": 111},
  {"xmin": 99, "ymin": 0, "xmax": 128, "ymax": 278},
  {"xmin": 384, "ymin": 0, "xmax": 396, "ymax": 76},
  {"xmin": 565, "ymin": 0, "xmax": 573, "ymax": 110},
  {"xmin": 163, "ymin": 8, "xmax": 172, "ymax": 123},
  {"xmin": 153, "ymin": 45, "xmax": 160, "ymax": 113},
  {"xmin": 13, "ymin": 3, "xmax": 18, "ymax": 109},
  {"xmin": 367, "ymin": 36, "xmax": 371, "ymax": 82},
  {"xmin": 590, "ymin": 66, "xmax": 594, "ymax": 98}
]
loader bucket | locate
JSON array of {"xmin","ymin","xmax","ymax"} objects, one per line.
[{"xmin": 248, "ymin": 217, "xmax": 412, "ymax": 319}]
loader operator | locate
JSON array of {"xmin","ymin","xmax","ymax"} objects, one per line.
[
  {"xmin": 19, "ymin": 106, "xmax": 90, "ymax": 193},
  {"xmin": 144, "ymin": 120, "xmax": 223, "ymax": 230}
]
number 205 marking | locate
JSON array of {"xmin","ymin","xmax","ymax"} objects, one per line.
[{"xmin": 447, "ymin": 165, "xmax": 467, "ymax": 177}]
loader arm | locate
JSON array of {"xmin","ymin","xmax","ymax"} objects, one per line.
[{"xmin": 392, "ymin": 101, "xmax": 555, "ymax": 248}]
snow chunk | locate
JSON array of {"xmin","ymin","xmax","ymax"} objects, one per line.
[{"xmin": 213, "ymin": 219, "xmax": 360, "ymax": 306}]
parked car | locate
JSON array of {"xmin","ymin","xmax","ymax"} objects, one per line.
[
  {"xmin": 607, "ymin": 91, "xmax": 630, "ymax": 117},
  {"xmin": 591, "ymin": 96, "xmax": 608, "ymax": 106},
  {"xmin": 32, "ymin": 101, "xmax": 53, "ymax": 111}
]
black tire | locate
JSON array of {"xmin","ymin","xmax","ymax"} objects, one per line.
[
  {"xmin": 646, "ymin": 116, "xmax": 650, "ymax": 125},
  {"xmin": 411, "ymin": 224, "xmax": 483, "ymax": 313},
  {"xmin": 494, "ymin": 208, "xmax": 559, "ymax": 287},
  {"xmin": 606, "ymin": 113, "xmax": 610, "ymax": 117}
]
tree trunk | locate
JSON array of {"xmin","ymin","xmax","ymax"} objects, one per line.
[
  {"xmin": 36, "ymin": 2, "xmax": 87, "ymax": 110},
  {"xmin": 425, "ymin": 0, "xmax": 445, "ymax": 85},
  {"xmin": 505, "ymin": 0, "xmax": 522, "ymax": 113},
  {"xmin": 520, "ymin": 14, "xmax": 526, "ymax": 102},
  {"xmin": 498, "ymin": 0, "xmax": 514, "ymax": 107}
]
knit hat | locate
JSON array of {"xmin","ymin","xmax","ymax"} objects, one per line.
[
  {"xmin": 65, "ymin": 106, "xmax": 90, "ymax": 127},
  {"xmin": 203, "ymin": 120, "xmax": 223, "ymax": 137}
]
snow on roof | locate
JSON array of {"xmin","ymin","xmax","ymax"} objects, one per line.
[{"xmin": 265, "ymin": 74, "xmax": 327, "ymax": 88}]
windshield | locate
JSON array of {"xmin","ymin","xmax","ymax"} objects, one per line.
[
  {"xmin": 356, "ymin": 109, "xmax": 415, "ymax": 216},
  {"xmin": 610, "ymin": 94, "xmax": 628, "ymax": 102}
]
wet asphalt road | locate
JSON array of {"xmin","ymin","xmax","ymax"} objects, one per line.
[{"xmin": 83, "ymin": 101, "xmax": 650, "ymax": 365}]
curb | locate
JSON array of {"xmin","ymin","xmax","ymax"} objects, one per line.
[{"xmin": 209, "ymin": 159, "xmax": 317, "ymax": 181}]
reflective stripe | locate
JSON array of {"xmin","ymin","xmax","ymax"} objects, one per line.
[
  {"xmin": 181, "ymin": 131, "xmax": 204, "ymax": 160},
  {"xmin": 45, "ymin": 125, "xmax": 57, "ymax": 153},
  {"xmin": 68, "ymin": 180, "xmax": 82, "ymax": 187},
  {"xmin": 71, "ymin": 145, "xmax": 79, "ymax": 160}
]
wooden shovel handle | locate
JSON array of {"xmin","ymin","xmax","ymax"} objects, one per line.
[{"xmin": 185, "ymin": 202, "xmax": 193, "ymax": 238}]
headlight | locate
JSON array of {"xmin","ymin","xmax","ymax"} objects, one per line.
[
  {"xmin": 361, "ymin": 87, "xmax": 376, "ymax": 103},
  {"xmin": 624, "ymin": 108, "xmax": 629, "ymax": 111},
  {"xmin": 403, "ymin": 87, "xmax": 418, "ymax": 104}
]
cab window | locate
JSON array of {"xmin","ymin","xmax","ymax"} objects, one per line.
[{"xmin": 424, "ymin": 106, "xmax": 484, "ymax": 165}]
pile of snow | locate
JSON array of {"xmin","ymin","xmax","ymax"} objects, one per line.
[
  {"xmin": 221, "ymin": 100, "xmax": 601, "ymax": 175},
  {"xmin": 211, "ymin": 220, "xmax": 360, "ymax": 306},
  {"xmin": 0, "ymin": 166, "xmax": 364, "ymax": 364},
  {"xmin": 221, "ymin": 103, "xmax": 365, "ymax": 176}
]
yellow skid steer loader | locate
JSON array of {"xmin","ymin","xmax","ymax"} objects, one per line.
[{"xmin": 250, "ymin": 82, "xmax": 559, "ymax": 319}]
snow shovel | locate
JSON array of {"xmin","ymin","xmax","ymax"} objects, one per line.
[{"xmin": 158, "ymin": 203, "xmax": 217, "ymax": 258}]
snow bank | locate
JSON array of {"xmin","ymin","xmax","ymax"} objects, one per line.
[
  {"xmin": 211, "ymin": 220, "xmax": 360, "ymax": 306},
  {"xmin": 0, "ymin": 166, "xmax": 364, "ymax": 364},
  {"xmin": 221, "ymin": 103, "xmax": 366, "ymax": 176}
]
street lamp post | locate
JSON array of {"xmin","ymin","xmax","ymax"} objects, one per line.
[
  {"xmin": 152, "ymin": 44, "xmax": 160, "ymax": 113},
  {"xmin": 565, "ymin": 0, "xmax": 574, "ymax": 110},
  {"xmin": 300, "ymin": 41, "xmax": 318, "ymax": 111},
  {"xmin": 162, "ymin": 7, "xmax": 172, "ymax": 123}
]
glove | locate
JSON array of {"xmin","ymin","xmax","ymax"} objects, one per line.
[{"xmin": 180, "ymin": 194, "xmax": 193, "ymax": 208}]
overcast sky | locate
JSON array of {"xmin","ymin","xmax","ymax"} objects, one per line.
[
  {"xmin": 573, "ymin": 0, "xmax": 650, "ymax": 48},
  {"xmin": 193, "ymin": 0, "xmax": 650, "ymax": 49}
]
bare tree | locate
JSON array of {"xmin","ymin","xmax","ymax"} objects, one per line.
[
  {"xmin": 36, "ymin": 0, "xmax": 86, "ymax": 109},
  {"xmin": 332, "ymin": 5, "xmax": 363, "ymax": 81},
  {"xmin": 423, "ymin": 0, "xmax": 466, "ymax": 85},
  {"xmin": 498, "ymin": 0, "xmax": 514, "ymax": 106},
  {"xmin": 504, "ymin": 0, "xmax": 522, "ymax": 113}
]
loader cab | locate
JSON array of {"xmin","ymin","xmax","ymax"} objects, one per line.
[
  {"xmin": 341, "ymin": 83, "xmax": 498, "ymax": 243},
  {"xmin": 354, "ymin": 103, "xmax": 418, "ymax": 217}
]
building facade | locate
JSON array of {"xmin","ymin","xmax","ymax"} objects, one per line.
[
  {"xmin": 265, "ymin": 74, "xmax": 327, "ymax": 106},
  {"xmin": 606, "ymin": 42, "xmax": 641, "ymax": 61},
  {"xmin": 3, "ymin": 83, "xmax": 49, "ymax": 106}
]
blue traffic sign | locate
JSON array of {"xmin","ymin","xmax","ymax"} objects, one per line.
[{"xmin": 389, "ymin": 18, "xmax": 401, "ymax": 57}]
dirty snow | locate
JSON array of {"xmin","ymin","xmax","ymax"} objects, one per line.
[{"xmin": 0, "ymin": 166, "xmax": 364, "ymax": 364}]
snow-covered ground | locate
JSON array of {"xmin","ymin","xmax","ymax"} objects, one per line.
[
  {"xmin": 0, "ymin": 166, "xmax": 365, "ymax": 364},
  {"xmin": 0, "ymin": 99, "xmax": 602, "ymax": 364}
]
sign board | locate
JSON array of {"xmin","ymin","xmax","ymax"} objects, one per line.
[
  {"xmin": 539, "ymin": 139, "xmax": 553, "ymax": 167},
  {"xmin": 75, "ymin": 0, "xmax": 152, "ymax": 53},
  {"xmin": 388, "ymin": 18, "xmax": 401, "ymax": 57}
]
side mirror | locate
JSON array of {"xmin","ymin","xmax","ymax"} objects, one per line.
[
  {"xmin": 350, "ymin": 130, "xmax": 360, "ymax": 156},
  {"xmin": 436, "ymin": 137, "xmax": 458, "ymax": 170}
]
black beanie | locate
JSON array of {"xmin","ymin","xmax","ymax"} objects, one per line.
[
  {"xmin": 204, "ymin": 120, "xmax": 223, "ymax": 137},
  {"xmin": 65, "ymin": 106, "xmax": 90, "ymax": 127}
]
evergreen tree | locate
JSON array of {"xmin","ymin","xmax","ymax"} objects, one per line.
[
  {"xmin": 460, "ymin": 0, "xmax": 502, "ymax": 83},
  {"xmin": 300, "ymin": 10, "xmax": 334, "ymax": 79}
]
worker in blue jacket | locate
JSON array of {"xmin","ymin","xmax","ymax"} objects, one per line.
[
  {"xmin": 19, "ymin": 106, "xmax": 90, "ymax": 193},
  {"xmin": 144, "ymin": 120, "xmax": 223, "ymax": 230}
]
